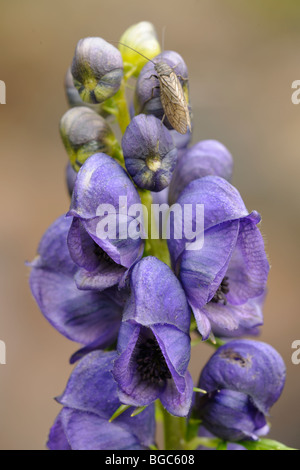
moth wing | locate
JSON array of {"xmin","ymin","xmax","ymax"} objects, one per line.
[{"xmin": 159, "ymin": 72, "xmax": 191, "ymax": 134}]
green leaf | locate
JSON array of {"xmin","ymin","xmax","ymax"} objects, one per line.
[
  {"xmin": 239, "ymin": 438, "xmax": 296, "ymax": 451},
  {"xmin": 130, "ymin": 405, "xmax": 148, "ymax": 417},
  {"xmin": 193, "ymin": 387, "xmax": 207, "ymax": 394},
  {"xmin": 109, "ymin": 404, "xmax": 131, "ymax": 422}
]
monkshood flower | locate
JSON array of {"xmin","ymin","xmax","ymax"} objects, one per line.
[
  {"xmin": 71, "ymin": 37, "xmax": 123, "ymax": 104},
  {"xmin": 67, "ymin": 153, "xmax": 144, "ymax": 291},
  {"xmin": 119, "ymin": 21, "xmax": 161, "ymax": 77},
  {"xmin": 48, "ymin": 351, "xmax": 155, "ymax": 450},
  {"xmin": 194, "ymin": 340, "xmax": 286, "ymax": 442},
  {"xmin": 60, "ymin": 106, "xmax": 121, "ymax": 172},
  {"xmin": 29, "ymin": 215, "xmax": 124, "ymax": 363},
  {"xmin": 134, "ymin": 50, "xmax": 190, "ymax": 131},
  {"xmin": 168, "ymin": 176, "xmax": 269, "ymax": 340},
  {"xmin": 122, "ymin": 114, "xmax": 178, "ymax": 191},
  {"xmin": 168, "ymin": 139, "xmax": 233, "ymax": 205},
  {"xmin": 113, "ymin": 256, "xmax": 193, "ymax": 417}
]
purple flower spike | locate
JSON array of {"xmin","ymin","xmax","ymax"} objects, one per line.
[
  {"xmin": 29, "ymin": 215, "xmax": 124, "ymax": 362},
  {"xmin": 48, "ymin": 351, "xmax": 155, "ymax": 450},
  {"xmin": 134, "ymin": 51, "xmax": 190, "ymax": 130},
  {"xmin": 195, "ymin": 340, "xmax": 286, "ymax": 441},
  {"xmin": 68, "ymin": 153, "xmax": 145, "ymax": 290},
  {"xmin": 168, "ymin": 139, "xmax": 233, "ymax": 205},
  {"xmin": 167, "ymin": 176, "xmax": 269, "ymax": 340},
  {"xmin": 122, "ymin": 114, "xmax": 178, "ymax": 192},
  {"xmin": 113, "ymin": 256, "xmax": 193, "ymax": 417}
]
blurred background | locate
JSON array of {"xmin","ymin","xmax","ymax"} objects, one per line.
[{"xmin": 0, "ymin": 0, "xmax": 299, "ymax": 449}]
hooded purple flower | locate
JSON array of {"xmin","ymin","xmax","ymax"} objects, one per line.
[
  {"xmin": 122, "ymin": 114, "xmax": 177, "ymax": 192},
  {"xmin": 29, "ymin": 215, "xmax": 124, "ymax": 363},
  {"xmin": 71, "ymin": 37, "xmax": 123, "ymax": 104},
  {"xmin": 168, "ymin": 176, "xmax": 269, "ymax": 340},
  {"xmin": 67, "ymin": 153, "xmax": 145, "ymax": 291},
  {"xmin": 194, "ymin": 340, "xmax": 286, "ymax": 442},
  {"xmin": 48, "ymin": 351, "xmax": 155, "ymax": 450},
  {"xmin": 134, "ymin": 51, "xmax": 190, "ymax": 131},
  {"xmin": 113, "ymin": 256, "xmax": 193, "ymax": 417},
  {"xmin": 168, "ymin": 139, "xmax": 233, "ymax": 205}
]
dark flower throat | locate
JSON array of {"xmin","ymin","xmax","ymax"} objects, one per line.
[
  {"xmin": 210, "ymin": 276, "xmax": 230, "ymax": 305},
  {"xmin": 93, "ymin": 243, "xmax": 115, "ymax": 265},
  {"xmin": 135, "ymin": 337, "xmax": 171, "ymax": 385}
]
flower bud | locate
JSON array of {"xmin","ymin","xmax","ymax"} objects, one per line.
[
  {"xmin": 168, "ymin": 140, "xmax": 233, "ymax": 204},
  {"xmin": 71, "ymin": 37, "xmax": 123, "ymax": 104},
  {"xmin": 60, "ymin": 106, "xmax": 119, "ymax": 171},
  {"xmin": 119, "ymin": 21, "xmax": 161, "ymax": 77},
  {"xmin": 64, "ymin": 67, "xmax": 106, "ymax": 116},
  {"xmin": 195, "ymin": 340, "xmax": 286, "ymax": 441},
  {"xmin": 134, "ymin": 51, "xmax": 191, "ymax": 130},
  {"xmin": 122, "ymin": 114, "xmax": 177, "ymax": 192}
]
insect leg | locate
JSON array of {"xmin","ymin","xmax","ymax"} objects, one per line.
[
  {"xmin": 176, "ymin": 74, "xmax": 189, "ymax": 82},
  {"xmin": 145, "ymin": 74, "xmax": 159, "ymax": 81},
  {"xmin": 141, "ymin": 85, "xmax": 160, "ymax": 112},
  {"xmin": 171, "ymin": 64, "xmax": 188, "ymax": 82}
]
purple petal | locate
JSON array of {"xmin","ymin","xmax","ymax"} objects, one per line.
[
  {"xmin": 160, "ymin": 371, "xmax": 194, "ymax": 417},
  {"xmin": 58, "ymin": 351, "xmax": 119, "ymax": 417},
  {"xmin": 29, "ymin": 216, "xmax": 122, "ymax": 349},
  {"xmin": 56, "ymin": 408, "xmax": 146, "ymax": 450},
  {"xmin": 124, "ymin": 256, "xmax": 191, "ymax": 333},
  {"xmin": 203, "ymin": 296, "xmax": 264, "ymax": 337},
  {"xmin": 226, "ymin": 218, "xmax": 269, "ymax": 305},
  {"xmin": 152, "ymin": 324, "xmax": 190, "ymax": 392},
  {"xmin": 180, "ymin": 220, "xmax": 240, "ymax": 311},
  {"xmin": 168, "ymin": 176, "xmax": 249, "ymax": 267},
  {"xmin": 47, "ymin": 411, "xmax": 71, "ymax": 450},
  {"xmin": 30, "ymin": 215, "xmax": 75, "ymax": 276},
  {"xmin": 197, "ymin": 389, "xmax": 268, "ymax": 442},
  {"xmin": 168, "ymin": 140, "xmax": 233, "ymax": 205}
]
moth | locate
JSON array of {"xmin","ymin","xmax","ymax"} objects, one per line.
[{"xmin": 117, "ymin": 42, "xmax": 192, "ymax": 135}]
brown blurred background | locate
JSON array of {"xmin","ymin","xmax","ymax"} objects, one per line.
[{"xmin": 0, "ymin": 0, "xmax": 299, "ymax": 449}]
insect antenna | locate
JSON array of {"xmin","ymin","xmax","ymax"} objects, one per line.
[{"xmin": 108, "ymin": 40, "xmax": 156, "ymax": 65}]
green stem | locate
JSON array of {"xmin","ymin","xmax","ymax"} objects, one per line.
[
  {"xmin": 113, "ymin": 80, "xmax": 131, "ymax": 134},
  {"xmin": 138, "ymin": 189, "xmax": 171, "ymax": 267},
  {"xmin": 161, "ymin": 404, "xmax": 186, "ymax": 450}
]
